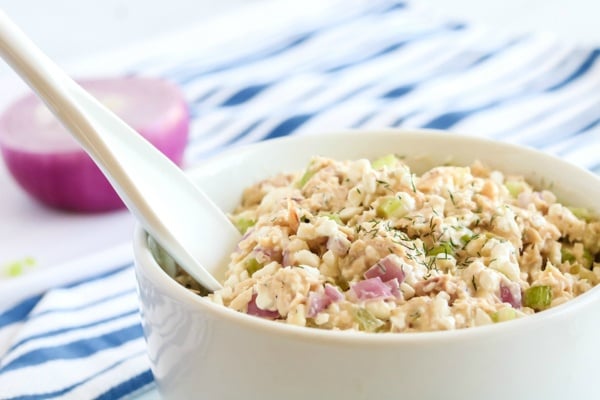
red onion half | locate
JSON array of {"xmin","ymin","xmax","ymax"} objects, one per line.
[{"xmin": 0, "ymin": 76, "xmax": 189, "ymax": 212}]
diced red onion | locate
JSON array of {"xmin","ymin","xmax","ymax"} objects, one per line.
[
  {"xmin": 246, "ymin": 294, "xmax": 279, "ymax": 319},
  {"xmin": 351, "ymin": 277, "xmax": 394, "ymax": 300},
  {"xmin": 307, "ymin": 284, "xmax": 344, "ymax": 318},
  {"xmin": 384, "ymin": 278, "xmax": 401, "ymax": 298},
  {"xmin": 324, "ymin": 283, "xmax": 344, "ymax": 302},
  {"xmin": 327, "ymin": 235, "xmax": 350, "ymax": 256},
  {"xmin": 235, "ymin": 228, "xmax": 255, "ymax": 252},
  {"xmin": 240, "ymin": 228, "xmax": 254, "ymax": 241},
  {"xmin": 307, "ymin": 292, "xmax": 330, "ymax": 318},
  {"xmin": 254, "ymin": 246, "xmax": 279, "ymax": 263},
  {"xmin": 364, "ymin": 255, "xmax": 405, "ymax": 283},
  {"xmin": 500, "ymin": 281, "xmax": 522, "ymax": 309},
  {"xmin": 0, "ymin": 77, "xmax": 189, "ymax": 212}
]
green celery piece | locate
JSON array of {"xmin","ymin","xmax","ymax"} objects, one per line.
[
  {"xmin": 234, "ymin": 218, "xmax": 256, "ymax": 234},
  {"xmin": 353, "ymin": 307, "xmax": 384, "ymax": 332},
  {"xmin": 571, "ymin": 265, "xmax": 597, "ymax": 283},
  {"xmin": 376, "ymin": 197, "xmax": 406, "ymax": 218},
  {"xmin": 561, "ymin": 248, "xmax": 576, "ymax": 264},
  {"xmin": 561, "ymin": 248, "xmax": 593, "ymax": 268},
  {"xmin": 297, "ymin": 168, "xmax": 316, "ymax": 188},
  {"xmin": 491, "ymin": 307, "xmax": 517, "ymax": 323},
  {"xmin": 523, "ymin": 285, "xmax": 552, "ymax": 311},
  {"xmin": 245, "ymin": 258, "xmax": 264, "ymax": 276},
  {"xmin": 428, "ymin": 242, "xmax": 454, "ymax": 257},
  {"xmin": 371, "ymin": 154, "xmax": 399, "ymax": 170},
  {"xmin": 583, "ymin": 249, "xmax": 593, "ymax": 269},
  {"xmin": 323, "ymin": 213, "xmax": 342, "ymax": 225},
  {"xmin": 3, "ymin": 256, "xmax": 37, "ymax": 278},
  {"xmin": 6, "ymin": 262, "xmax": 23, "ymax": 277},
  {"xmin": 568, "ymin": 206, "xmax": 594, "ymax": 222},
  {"xmin": 504, "ymin": 181, "xmax": 525, "ymax": 198}
]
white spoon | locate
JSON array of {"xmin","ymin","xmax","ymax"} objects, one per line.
[{"xmin": 0, "ymin": 10, "xmax": 239, "ymax": 291}]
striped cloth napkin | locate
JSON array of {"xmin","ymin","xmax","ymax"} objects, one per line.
[{"xmin": 1, "ymin": 0, "xmax": 600, "ymax": 398}]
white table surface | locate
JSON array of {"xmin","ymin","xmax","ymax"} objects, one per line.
[{"xmin": 0, "ymin": 0, "xmax": 597, "ymax": 398}]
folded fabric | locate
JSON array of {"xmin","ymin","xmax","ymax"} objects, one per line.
[
  {"xmin": 2, "ymin": 0, "xmax": 600, "ymax": 398},
  {"xmin": 0, "ymin": 245, "xmax": 149, "ymax": 399}
]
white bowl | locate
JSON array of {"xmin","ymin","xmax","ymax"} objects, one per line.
[{"xmin": 133, "ymin": 130, "xmax": 600, "ymax": 400}]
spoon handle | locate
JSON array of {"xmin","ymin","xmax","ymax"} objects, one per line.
[{"xmin": 0, "ymin": 10, "xmax": 236, "ymax": 290}]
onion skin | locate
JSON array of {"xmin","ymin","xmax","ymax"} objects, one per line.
[{"xmin": 0, "ymin": 77, "xmax": 190, "ymax": 213}]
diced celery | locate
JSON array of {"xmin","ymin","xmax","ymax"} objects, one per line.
[
  {"xmin": 561, "ymin": 248, "xmax": 576, "ymax": 264},
  {"xmin": 505, "ymin": 181, "xmax": 525, "ymax": 198},
  {"xmin": 568, "ymin": 206, "xmax": 594, "ymax": 222},
  {"xmin": 6, "ymin": 262, "xmax": 23, "ymax": 277},
  {"xmin": 353, "ymin": 307, "xmax": 384, "ymax": 332},
  {"xmin": 523, "ymin": 285, "xmax": 552, "ymax": 311},
  {"xmin": 428, "ymin": 242, "xmax": 454, "ymax": 257},
  {"xmin": 234, "ymin": 217, "xmax": 256, "ymax": 234},
  {"xmin": 297, "ymin": 168, "xmax": 316, "ymax": 188},
  {"xmin": 561, "ymin": 247, "xmax": 593, "ymax": 268},
  {"xmin": 323, "ymin": 213, "xmax": 342, "ymax": 225},
  {"xmin": 371, "ymin": 154, "xmax": 399, "ymax": 170},
  {"xmin": 569, "ymin": 264, "xmax": 580, "ymax": 274},
  {"xmin": 583, "ymin": 249, "xmax": 593, "ymax": 269},
  {"xmin": 245, "ymin": 258, "xmax": 264, "ymax": 276},
  {"xmin": 2, "ymin": 256, "xmax": 36, "ymax": 278},
  {"xmin": 376, "ymin": 197, "xmax": 407, "ymax": 218},
  {"xmin": 491, "ymin": 307, "xmax": 517, "ymax": 323},
  {"xmin": 23, "ymin": 256, "xmax": 35, "ymax": 266},
  {"xmin": 576, "ymin": 265, "xmax": 597, "ymax": 284}
]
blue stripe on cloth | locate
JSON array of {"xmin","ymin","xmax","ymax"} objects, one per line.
[
  {"xmin": 166, "ymin": 1, "xmax": 405, "ymax": 83},
  {"xmin": 223, "ymin": 119, "xmax": 265, "ymax": 147},
  {"xmin": 31, "ymin": 288, "xmax": 135, "ymax": 319},
  {"xmin": 576, "ymin": 116, "xmax": 600, "ymax": 134},
  {"xmin": 467, "ymin": 36, "xmax": 528, "ymax": 67},
  {"xmin": 422, "ymin": 110, "xmax": 473, "ymax": 129},
  {"xmin": 94, "ymin": 370, "xmax": 154, "ymax": 400},
  {"xmin": 0, "ymin": 264, "xmax": 133, "ymax": 328},
  {"xmin": 191, "ymin": 86, "xmax": 221, "ymax": 105},
  {"xmin": 175, "ymin": 32, "xmax": 316, "ymax": 84},
  {"xmin": 221, "ymin": 83, "xmax": 271, "ymax": 106},
  {"xmin": 7, "ymin": 308, "xmax": 139, "ymax": 354},
  {"xmin": 2, "ymin": 351, "xmax": 150, "ymax": 400},
  {"xmin": 265, "ymin": 114, "xmax": 312, "ymax": 140},
  {"xmin": 0, "ymin": 323, "xmax": 143, "ymax": 373},
  {"xmin": 409, "ymin": 42, "xmax": 590, "ymax": 132},
  {"xmin": 190, "ymin": 28, "xmax": 529, "ymax": 145},
  {"xmin": 380, "ymin": 36, "xmax": 526, "ymax": 100},
  {"xmin": 62, "ymin": 263, "xmax": 132, "ymax": 290},
  {"xmin": 382, "ymin": 84, "xmax": 414, "ymax": 99},
  {"xmin": 0, "ymin": 295, "xmax": 42, "ymax": 329},
  {"xmin": 325, "ymin": 24, "xmax": 465, "ymax": 74},
  {"xmin": 547, "ymin": 48, "xmax": 600, "ymax": 92},
  {"xmin": 382, "ymin": 1, "xmax": 406, "ymax": 12}
]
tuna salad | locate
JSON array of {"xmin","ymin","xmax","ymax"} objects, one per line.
[{"xmin": 173, "ymin": 155, "xmax": 600, "ymax": 333}]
